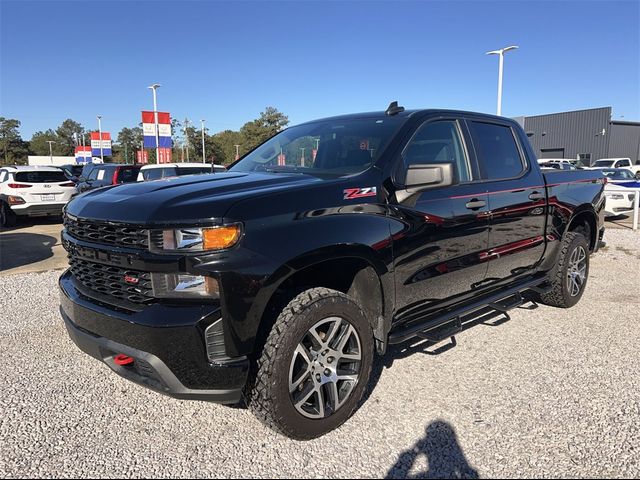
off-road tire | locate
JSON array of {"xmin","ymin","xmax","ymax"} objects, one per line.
[
  {"xmin": 245, "ymin": 287, "xmax": 374, "ymax": 440},
  {"xmin": 539, "ymin": 232, "xmax": 590, "ymax": 308}
]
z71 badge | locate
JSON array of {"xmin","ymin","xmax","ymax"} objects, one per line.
[{"xmin": 343, "ymin": 187, "xmax": 377, "ymax": 200}]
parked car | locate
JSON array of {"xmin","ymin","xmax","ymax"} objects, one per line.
[
  {"xmin": 60, "ymin": 104, "xmax": 605, "ymax": 439},
  {"xmin": 591, "ymin": 158, "xmax": 640, "ymax": 178},
  {"xmin": 137, "ymin": 162, "xmax": 225, "ymax": 182},
  {"xmin": 538, "ymin": 159, "xmax": 577, "ymax": 170},
  {"xmin": 601, "ymin": 168, "xmax": 640, "ymax": 217},
  {"xmin": 75, "ymin": 164, "xmax": 142, "ymax": 194},
  {"xmin": 0, "ymin": 166, "xmax": 75, "ymax": 227},
  {"xmin": 58, "ymin": 164, "xmax": 85, "ymax": 181}
]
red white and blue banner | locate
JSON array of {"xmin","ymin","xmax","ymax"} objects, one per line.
[
  {"xmin": 74, "ymin": 146, "xmax": 92, "ymax": 164},
  {"xmin": 90, "ymin": 132, "xmax": 112, "ymax": 157},
  {"xmin": 142, "ymin": 111, "xmax": 172, "ymax": 148}
]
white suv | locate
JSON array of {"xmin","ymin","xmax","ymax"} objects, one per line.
[
  {"xmin": 0, "ymin": 166, "xmax": 76, "ymax": 227},
  {"xmin": 136, "ymin": 162, "xmax": 226, "ymax": 182}
]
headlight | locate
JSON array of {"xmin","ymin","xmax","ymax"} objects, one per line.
[
  {"xmin": 150, "ymin": 224, "xmax": 242, "ymax": 253},
  {"xmin": 151, "ymin": 273, "xmax": 219, "ymax": 299},
  {"xmin": 607, "ymin": 193, "xmax": 624, "ymax": 200}
]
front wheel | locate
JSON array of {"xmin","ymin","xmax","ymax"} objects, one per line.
[
  {"xmin": 246, "ymin": 287, "xmax": 374, "ymax": 440},
  {"xmin": 539, "ymin": 232, "xmax": 590, "ymax": 308}
]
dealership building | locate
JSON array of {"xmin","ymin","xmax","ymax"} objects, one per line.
[{"xmin": 513, "ymin": 107, "xmax": 640, "ymax": 166}]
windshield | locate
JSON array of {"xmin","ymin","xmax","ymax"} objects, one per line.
[
  {"xmin": 594, "ymin": 160, "xmax": 614, "ymax": 167},
  {"xmin": 229, "ymin": 117, "xmax": 406, "ymax": 178},
  {"xmin": 601, "ymin": 169, "xmax": 634, "ymax": 180}
]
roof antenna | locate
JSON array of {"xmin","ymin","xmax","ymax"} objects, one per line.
[{"xmin": 385, "ymin": 101, "xmax": 405, "ymax": 116}]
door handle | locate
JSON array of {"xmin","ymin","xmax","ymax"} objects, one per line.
[
  {"xmin": 465, "ymin": 198, "xmax": 486, "ymax": 210},
  {"xmin": 528, "ymin": 191, "xmax": 545, "ymax": 201}
]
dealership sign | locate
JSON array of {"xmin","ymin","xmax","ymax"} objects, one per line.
[
  {"xmin": 142, "ymin": 111, "xmax": 172, "ymax": 148},
  {"xmin": 90, "ymin": 132, "xmax": 112, "ymax": 157},
  {"xmin": 74, "ymin": 146, "xmax": 92, "ymax": 164}
]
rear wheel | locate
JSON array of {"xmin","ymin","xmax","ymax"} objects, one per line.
[
  {"xmin": 0, "ymin": 202, "xmax": 16, "ymax": 228},
  {"xmin": 246, "ymin": 287, "xmax": 374, "ymax": 440},
  {"xmin": 539, "ymin": 232, "xmax": 590, "ymax": 308}
]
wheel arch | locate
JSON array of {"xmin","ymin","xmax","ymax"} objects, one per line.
[
  {"xmin": 252, "ymin": 245, "xmax": 391, "ymax": 357},
  {"xmin": 566, "ymin": 207, "xmax": 598, "ymax": 251}
]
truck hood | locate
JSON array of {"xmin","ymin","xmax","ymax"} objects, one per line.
[{"xmin": 66, "ymin": 172, "xmax": 322, "ymax": 225}]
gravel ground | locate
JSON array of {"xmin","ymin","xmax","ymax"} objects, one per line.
[{"xmin": 1, "ymin": 229, "xmax": 639, "ymax": 478}]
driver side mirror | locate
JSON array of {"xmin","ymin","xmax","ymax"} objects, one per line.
[{"xmin": 403, "ymin": 163, "xmax": 454, "ymax": 192}]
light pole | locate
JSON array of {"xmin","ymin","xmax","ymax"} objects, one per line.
[
  {"xmin": 234, "ymin": 144, "xmax": 240, "ymax": 161},
  {"xmin": 147, "ymin": 83, "xmax": 161, "ymax": 163},
  {"xmin": 200, "ymin": 119, "xmax": 206, "ymax": 165},
  {"xmin": 486, "ymin": 45, "xmax": 518, "ymax": 116},
  {"xmin": 96, "ymin": 115, "xmax": 104, "ymax": 162},
  {"xmin": 46, "ymin": 141, "xmax": 56, "ymax": 164},
  {"xmin": 184, "ymin": 118, "xmax": 190, "ymax": 161}
]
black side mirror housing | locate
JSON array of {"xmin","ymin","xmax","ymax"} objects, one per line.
[{"xmin": 403, "ymin": 163, "xmax": 454, "ymax": 192}]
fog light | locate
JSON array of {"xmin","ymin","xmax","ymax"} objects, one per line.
[
  {"xmin": 205, "ymin": 319, "xmax": 228, "ymax": 363},
  {"xmin": 151, "ymin": 273, "xmax": 219, "ymax": 299},
  {"xmin": 8, "ymin": 195, "xmax": 25, "ymax": 205}
]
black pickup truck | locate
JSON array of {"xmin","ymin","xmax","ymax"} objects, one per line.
[{"xmin": 60, "ymin": 104, "xmax": 605, "ymax": 439}]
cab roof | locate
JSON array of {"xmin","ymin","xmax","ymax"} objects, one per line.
[{"xmin": 296, "ymin": 108, "xmax": 511, "ymax": 126}]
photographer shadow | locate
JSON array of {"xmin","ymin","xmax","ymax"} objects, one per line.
[{"xmin": 385, "ymin": 420, "xmax": 479, "ymax": 479}]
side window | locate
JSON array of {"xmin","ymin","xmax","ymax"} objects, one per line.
[
  {"xmin": 618, "ymin": 159, "xmax": 631, "ymax": 167},
  {"xmin": 160, "ymin": 167, "xmax": 177, "ymax": 178},
  {"xmin": 117, "ymin": 168, "xmax": 139, "ymax": 183},
  {"xmin": 87, "ymin": 168, "xmax": 100, "ymax": 181},
  {"xmin": 402, "ymin": 120, "xmax": 470, "ymax": 183},
  {"xmin": 143, "ymin": 168, "xmax": 165, "ymax": 181},
  {"xmin": 469, "ymin": 121, "xmax": 524, "ymax": 180}
]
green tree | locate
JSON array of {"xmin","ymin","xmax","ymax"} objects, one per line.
[
  {"xmin": 29, "ymin": 130, "xmax": 66, "ymax": 156},
  {"xmin": 0, "ymin": 117, "xmax": 29, "ymax": 165},
  {"xmin": 116, "ymin": 126, "xmax": 143, "ymax": 164},
  {"xmin": 212, "ymin": 129, "xmax": 244, "ymax": 165},
  {"xmin": 240, "ymin": 106, "xmax": 289, "ymax": 152},
  {"xmin": 56, "ymin": 119, "xmax": 85, "ymax": 155}
]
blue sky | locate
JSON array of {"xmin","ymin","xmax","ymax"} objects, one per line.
[{"xmin": 1, "ymin": 0, "xmax": 638, "ymax": 139}]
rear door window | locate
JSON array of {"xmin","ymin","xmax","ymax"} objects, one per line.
[
  {"xmin": 468, "ymin": 121, "xmax": 525, "ymax": 180},
  {"xmin": 15, "ymin": 171, "xmax": 68, "ymax": 183}
]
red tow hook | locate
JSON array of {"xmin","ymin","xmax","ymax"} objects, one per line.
[{"xmin": 114, "ymin": 354, "xmax": 135, "ymax": 366}]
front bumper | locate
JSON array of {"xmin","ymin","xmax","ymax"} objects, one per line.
[
  {"xmin": 59, "ymin": 271, "xmax": 248, "ymax": 403},
  {"xmin": 11, "ymin": 202, "xmax": 66, "ymax": 216}
]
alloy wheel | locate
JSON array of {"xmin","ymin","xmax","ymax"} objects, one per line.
[
  {"xmin": 567, "ymin": 245, "xmax": 587, "ymax": 297},
  {"xmin": 288, "ymin": 316, "xmax": 362, "ymax": 419}
]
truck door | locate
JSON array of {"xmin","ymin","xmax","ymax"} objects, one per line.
[
  {"xmin": 465, "ymin": 118, "xmax": 547, "ymax": 283},
  {"xmin": 390, "ymin": 118, "xmax": 490, "ymax": 314}
]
